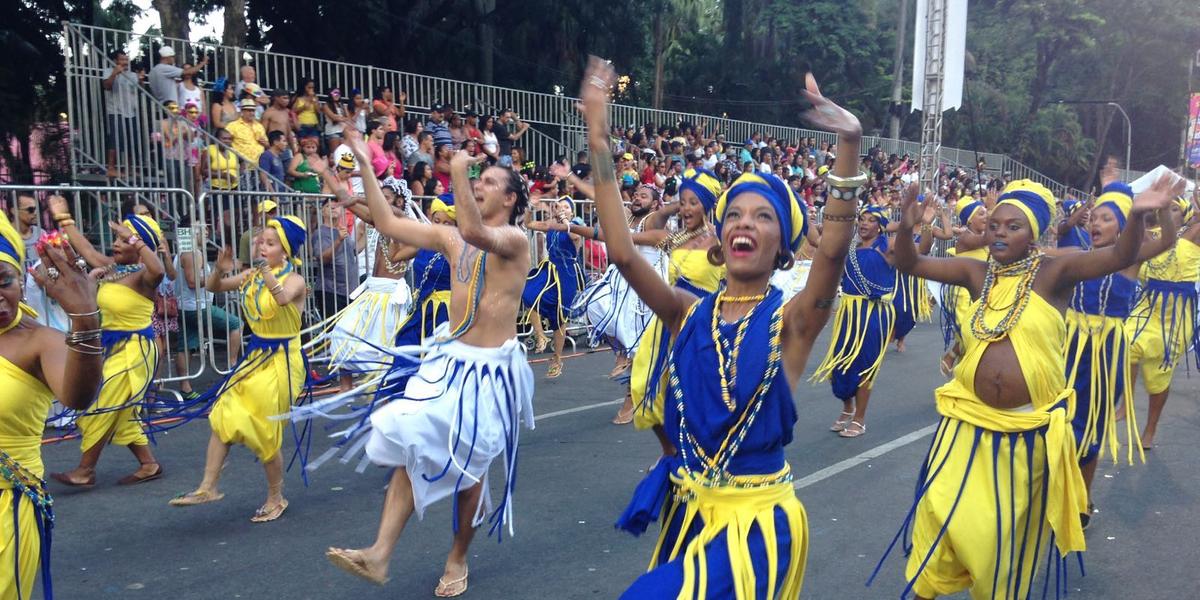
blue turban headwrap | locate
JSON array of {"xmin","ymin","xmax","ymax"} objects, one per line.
[
  {"xmin": 957, "ymin": 199, "xmax": 985, "ymax": 227},
  {"xmin": 0, "ymin": 211, "xmax": 24, "ymax": 274},
  {"xmin": 123, "ymin": 214, "xmax": 163, "ymax": 253},
  {"xmin": 267, "ymin": 215, "xmax": 307, "ymax": 266},
  {"xmin": 997, "ymin": 179, "xmax": 1055, "ymax": 239},
  {"xmin": 715, "ymin": 172, "xmax": 808, "ymax": 255},
  {"xmin": 679, "ymin": 168, "xmax": 723, "ymax": 215},
  {"xmin": 1095, "ymin": 182, "xmax": 1133, "ymax": 231}
]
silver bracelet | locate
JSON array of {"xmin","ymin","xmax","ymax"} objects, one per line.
[
  {"xmin": 67, "ymin": 345, "xmax": 105, "ymax": 356},
  {"xmin": 65, "ymin": 329, "xmax": 103, "ymax": 345},
  {"xmin": 66, "ymin": 309, "xmax": 101, "ymax": 319}
]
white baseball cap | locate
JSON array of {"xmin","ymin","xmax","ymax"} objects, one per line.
[{"xmin": 159, "ymin": 47, "xmax": 176, "ymax": 58}]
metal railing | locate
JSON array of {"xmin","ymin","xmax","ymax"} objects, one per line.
[{"xmin": 62, "ymin": 21, "xmax": 1086, "ymax": 198}]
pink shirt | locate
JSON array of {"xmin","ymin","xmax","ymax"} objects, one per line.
[{"xmin": 368, "ymin": 140, "xmax": 396, "ymax": 178}]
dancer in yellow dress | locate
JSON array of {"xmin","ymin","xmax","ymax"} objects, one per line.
[
  {"xmin": 580, "ymin": 57, "xmax": 866, "ymax": 599},
  {"xmin": 1126, "ymin": 193, "xmax": 1200, "ymax": 449},
  {"xmin": 48, "ymin": 195, "xmax": 166, "ymax": 487},
  {"xmin": 872, "ymin": 176, "xmax": 1179, "ymax": 599},
  {"xmin": 0, "ymin": 213, "xmax": 103, "ymax": 600},
  {"xmin": 168, "ymin": 216, "xmax": 309, "ymax": 523}
]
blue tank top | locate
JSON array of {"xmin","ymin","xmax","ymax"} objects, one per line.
[
  {"xmin": 1070, "ymin": 273, "xmax": 1136, "ymax": 318},
  {"xmin": 412, "ymin": 249, "xmax": 451, "ymax": 299},
  {"xmin": 841, "ymin": 242, "xmax": 896, "ymax": 299},
  {"xmin": 1059, "ymin": 226, "xmax": 1092, "ymax": 250},
  {"xmin": 666, "ymin": 287, "xmax": 795, "ymax": 476}
]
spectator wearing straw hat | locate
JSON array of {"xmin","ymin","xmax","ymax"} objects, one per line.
[{"xmin": 225, "ymin": 99, "xmax": 268, "ymax": 166}]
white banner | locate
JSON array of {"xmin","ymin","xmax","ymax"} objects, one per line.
[{"xmin": 911, "ymin": 0, "xmax": 968, "ymax": 113}]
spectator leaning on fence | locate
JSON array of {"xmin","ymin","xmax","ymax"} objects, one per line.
[
  {"xmin": 103, "ymin": 49, "xmax": 143, "ymax": 179},
  {"xmin": 149, "ymin": 46, "xmax": 208, "ymax": 105}
]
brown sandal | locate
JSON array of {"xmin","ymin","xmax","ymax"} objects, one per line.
[
  {"xmin": 50, "ymin": 472, "xmax": 96, "ymax": 488},
  {"xmin": 118, "ymin": 463, "xmax": 164, "ymax": 486}
]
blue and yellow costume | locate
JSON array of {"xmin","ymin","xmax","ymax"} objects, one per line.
[
  {"xmin": 523, "ymin": 201, "xmax": 586, "ymax": 331},
  {"xmin": 939, "ymin": 200, "xmax": 989, "ymax": 349},
  {"xmin": 75, "ymin": 215, "xmax": 162, "ymax": 454},
  {"xmin": 1126, "ymin": 197, "xmax": 1200, "ymax": 395},
  {"xmin": 1065, "ymin": 183, "xmax": 1142, "ymax": 466},
  {"xmin": 873, "ymin": 180, "xmax": 1087, "ymax": 599},
  {"xmin": 395, "ymin": 249, "xmax": 452, "ymax": 347},
  {"xmin": 620, "ymin": 172, "xmax": 810, "ymax": 599},
  {"xmin": 0, "ymin": 212, "xmax": 55, "ymax": 600},
  {"xmin": 630, "ymin": 170, "xmax": 725, "ymax": 430},
  {"xmin": 812, "ymin": 206, "xmax": 896, "ymax": 399},
  {"xmin": 1058, "ymin": 199, "xmax": 1092, "ymax": 249},
  {"xmin": 893, "ymin": 261, "xmax": 934, "ymax": 341}
]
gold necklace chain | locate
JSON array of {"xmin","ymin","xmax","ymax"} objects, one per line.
[{"xmin": 969, "ymin": 251, "xmax": 1043, "ymax": 342}]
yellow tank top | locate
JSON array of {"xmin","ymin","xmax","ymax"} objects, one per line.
[
  {"xmin": 242, "ymin": 272, "xmax": 302, "ymax": 339},
  {"xmin": 953, "ymin": 274, "xmax": 1066, "ymax": 408},
  {"xmin": 99, "ymin": 283, "xmax": 153, "ymax": 331},
  {"xmin": 668, "ymin": 247, "xmax": 724, "ymax": 293},
  {"xmin": 295, "ymin": 97, "xmax": 320, "ymax": 127},
  {"xmin": 1140, "ymin": 236, "xmax": 1200, "ymax": 283},
  {"xmin": 947, "ymin": 246, "xmax": 989, "ymax": 261},
  {"xmin": 0, "ymin": 355, "xmax": 53, "ymax": 483},
  {"xmin": 207, "ymin": 145, "xmax": 240, "ymax": 189}
]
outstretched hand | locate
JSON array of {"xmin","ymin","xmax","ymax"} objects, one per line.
[
  {"xmin": 577, "ymin": 56, "xmax": 616, "ymax": 135},
  {"xmin": 31, "ymin": 244, "xmax": 97, "ymax": 316},
  {"xmin": 1131, "ymin": 173, "xmax": 1186, "ymax": 215},
  {"xmin": 797, "ymin": 73, "xmax": 862, "ymax": 140},
  {"xmin": 342, "ymin": 127, "xmax": 369, "ymax": 160},
  {"xmin": 898, "ymin": 183, "xmax": 923, "ymax": 230}
]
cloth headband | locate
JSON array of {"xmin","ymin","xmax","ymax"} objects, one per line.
[
  {"xmin": 957, "ymin": 200, "xmax": 984, "ymax": 227},
  {"xmin": 715, "ymin": 172, "xmax": 808, "ymax": 255},
  {"xmin": 679, "ymin": 168, "xmax": 723, "ymax": 214},
  {"xmin": 267, "ymin": 215, "xmax": 307, "ymax": 265},
  {"xmin": 431, "ymin": 198, "xmax": 456, "ymax": 221}
]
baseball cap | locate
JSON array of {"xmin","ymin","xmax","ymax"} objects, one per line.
[
  {"xmin": 430, "ymin": 102, "xmax": 445, "ymax": 112},
  {"xmin": 239, "ymin": 99, "xmax": 257, "ymax": 110},
  {"xmin": 159, "ymin": 47, "xmax": 176, "ymax": 58},
  {"xmin": 257, "ymin": 199, "xmax": 279, "ymax": 214},
  {"xmin": 622, "ymin": 152, "xmax": 634, "ymax": 160}
]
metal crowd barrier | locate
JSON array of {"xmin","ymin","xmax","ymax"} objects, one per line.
[{"xmin": 0, "ymin": 184, "xmax": 208, "ymax": 387}]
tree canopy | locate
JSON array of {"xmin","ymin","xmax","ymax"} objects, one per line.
[{"xmin": 4, "ymin": 0, "xmax": 1200, "ymax": 186}]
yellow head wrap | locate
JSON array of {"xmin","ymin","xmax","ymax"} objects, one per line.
[
  {"xmin": 1095, "ymin": 182, "xmax": 1133, "ymax": 230},
  {"xmin": 714, "ymin": 172, "xmax": 808, "ymax": 254},
  {"xmin": 430, "ymin": 197, "xmax": 457, "ymax": 222},
  {"xmin": 996, "ymin": 179, "xmax": 1055, "ymax": 239},
  {"xmin": 123, "ymin": 214, "xmax": 164, "ymax": 253},
  {"xmin": 266, "ymin": 215, "xmax": 308, "ymax": 266},
  {"xmin": 1175, "ymin": 196, "xmax": 1194, "ymax": 224}
]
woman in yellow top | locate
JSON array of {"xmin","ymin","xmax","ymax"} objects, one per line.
[
  {"xmin": 202, "ymin": 128, "xmax": 240, "ymax": 191},
  {"xmin": 49, "ymin": 195, "xmax": 166, "ymax": 488},
  {"xmin": 291, "ymin": 78, "xmax": 322, "ymax": 139},
  {"xmin": 0, "ymin": 211, "xmax": 103, "ymax": 600},
  {"xmin": 1126, "ymin": 193, "xmax": 1200, "ymax": 448},
  {"xmin": 624, "ymin": 169, "xmax": 724, "ymax": 435},
  {"xmin": 872, "ymin": 176, "xmax": 1178, "ymax": 599},
  {"xmin": 169, "ymin": 216, "xmax": 309, "ymax": 523}
]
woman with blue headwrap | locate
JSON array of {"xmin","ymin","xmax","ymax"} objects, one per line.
[
  {"xmin": 874, "ymin": 176, "xmax": 1178, "ymax": 599},
  {"xmin": 812, "ymin": 204, "xmax": 897, "ymax": 438},
  {"xmin": 523, "ymin": 195, "xmax": 586, "ymax": 378},
  {"xmin": 168, "ymin": 215, "xmax": 310, "ymax": 524},
  {"xmin": 581, "ymin": 57, "xmax": 867, "ymax": 600},
  {"xmin": 1057, "ymin": 198, "xmax": 1093, "ymax": 249},
  {"xmin": 0, "ymin": 203, "xmax": 103, "ymax": 599},
  {"xmin": 890, "ymin": 198, "xmax": 948, "ymax": 353},
  {"xmin": 1125, "ymin": 190, "xmax": 1200, "ymax": 450},
  {"xmin": 49, "ymin": 195, "xmax": 167, "ymax": 488},
  {"xmin": 1063, "ymin": 175, "xmax": 1176, "ymax": 529}
]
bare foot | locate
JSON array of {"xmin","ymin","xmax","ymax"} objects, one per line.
[
  {"xmin": 895, "ymin": 337, "xmax": 907, "ymax": 353},
  {"xmin": 326, "ymin": 547, "xmax": 390, "ymax": 585},
  {"xmin": 169, "ymin": 489, "xmax": 225, "ymax": 506},
  {"xmin": 1140, "ymin": 428, "xmax": 1156, "ymax": 450}
]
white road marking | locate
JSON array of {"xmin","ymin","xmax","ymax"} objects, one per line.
[
  {"xmin": 535, "ymin": 399, "xmax": 624, "ymax": 422},
  {"xmin": 794, "ymin": 424, "xmax": 939, "ymax": 489},
  {"xmin": 532, "ymin": 397, "xmax": 939, "ymax": 489}
]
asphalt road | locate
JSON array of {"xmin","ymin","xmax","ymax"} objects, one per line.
[{"xmin": 37, "ymin": 323, "xmax": 1200, "ymax": 599}]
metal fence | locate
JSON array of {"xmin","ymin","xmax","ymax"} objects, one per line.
[{"xmin": 62, "ymin": 20, "xmax": 1089, "ymax": 199}]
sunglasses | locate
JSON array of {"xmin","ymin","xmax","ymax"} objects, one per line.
[{"xmin": 20, "ymin": 207, "xmax": 36, "ymax": 214}]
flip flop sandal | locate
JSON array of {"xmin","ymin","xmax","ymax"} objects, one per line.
[
  {"xmin": 435, "ymin": 568, "xmax": 469, "ymax": 598},
  {"xmin": 50, "ymin": 472, "xmax": 96, "ymax": 488},
  {"xmin": 546, "ymin": 361, "xmax": 563, "ymax": 379},
  {"xmin": 612, "ymin": 406, "xmax": 634, "ymax": 425},
  {"xmin": 169, "ymin": 490, "xmax": 225, "ymax": 506},
  {"xmin": 118, "ymin": 464, "xmax": 164, "ymax": 486},
  {"xmin": 830, "ymin": 412, "xmax": 854, "ymax": 432},
  {"xmin": 326, "ymin": 547, "xmax": 390, "ymax": 585},
  {"xmin": 838, "ymin": 421, "xmax": 867, "ymax": 438},
  {"xmin": 250, "ymin": 499, "xmax": 289, "ymax": 523}
]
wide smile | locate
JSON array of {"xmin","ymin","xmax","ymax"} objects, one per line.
[{"xmin": 729, "ymin": 234, "xmax": 758, "ymax": 258}]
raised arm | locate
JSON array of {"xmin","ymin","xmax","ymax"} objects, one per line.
[
  {"xmin": 892, "ymin": 184, "xmax": 984, "ymax": 289},
  {"xmin": 30, "ymin": 244, "xmax": 103, "ymax": 411},
  {"xmin": 1047, "ymin": 174, "xmax": 1182, "ymax": 293},
  {"xmin": 580, "ymin": 56, "xmax": 691, "ymax": 331},
  {"xmin": 47, "ymin": 195, "xmax": 112, "ymax": 268},
  {"xmin": 109, "ymin": 221, "xmax": 165, "ymax": 289},
  {"xmin": 786, "ymin": 73, "xmax": 863, "ymax": 341},
  {"xmin": 343, "ymin": 128, "xmax": 452, "ymax": 254},
  {"xmin": 206, "ymin": 246, "xmax": 250, "ymax": 293},
  {"xmin": 447, "ymin": 150, "xmax": 528, "ymax": 259},
  {"xmin": 1137, "ymin": 207, "xmax": 1178, "ymax": 260}
]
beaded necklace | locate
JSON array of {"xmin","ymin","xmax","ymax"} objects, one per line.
[
  {"xmin": 627, "ymin": 212, "xmax": 650, "ymax": 232},
  {"xmin": 101, "ymin": 263, "xmax": 145, "ymax": 283},
  {"xmin": 442, "ymin": 251, "xmax": 487, "ymax": 340},
  {"xmin": 1070, "ymin": 272, "xmax": 1114, "ymax": 335},
  {"xmin": 969, "ymin": 251, "xmax": 1043, "ymax": 342},
  {"xmin": 239, "ymin": 263, "xmax": 293, "ymax": 323},
  {"xmin": 0, "ymin": 451, "xmax": 53, "ymax": 522},
  {"xmin": 657, "ymin": 225, "xmax": 709, "ymax": 253},
  {"xmin": 846, "ymin": 237, "xmax": 892, "ymax": 296},
  {"xmin": 673, "ymin": 301, "xmax": 787, "ymax": 488},
  {"xmin": 711, "ymin": 286, "xmax": 768, "ymax": 411},
  {"xmin": 378, "ymin": 238, "xmax": 408, "ymax": 276}
]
